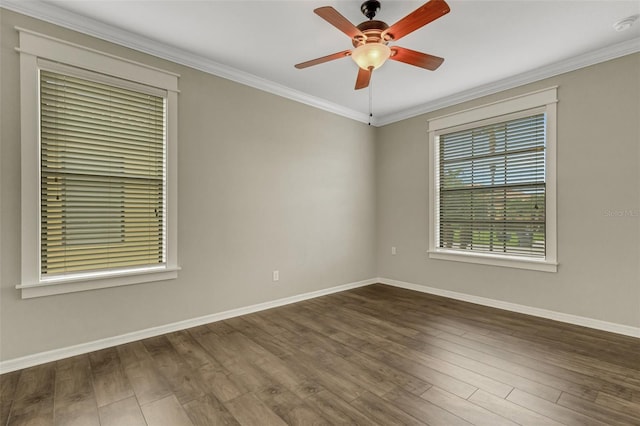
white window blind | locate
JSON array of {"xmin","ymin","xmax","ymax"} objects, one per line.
[
  {"xmin": 437, "ymin": 113, "xmax": 546, "ymax": 258},
  {"xmin": 40, "ymin": 70, "xmax": 166, "ymax": 277}
]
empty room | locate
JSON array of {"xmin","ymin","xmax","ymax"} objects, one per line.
[{"xmin": 1, "ymin": 0, "xmax": 639, "ymax": 425}]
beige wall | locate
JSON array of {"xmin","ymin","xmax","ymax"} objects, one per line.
[
  {"xmin": 376, "ymin": 53, "xmax": 640, "ymax": 328},
  {"xmin": 0, "ymin": 10, "xmax": 376, "ymax": 361}
]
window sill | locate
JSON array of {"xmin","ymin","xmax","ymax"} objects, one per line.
[
  {"xmin": 16, "ymin": 266, "xmax": 181, "ymax": 298},
  {"xmin": 428, "ymin": 250, "xmax": 557, "ymax": 272}
]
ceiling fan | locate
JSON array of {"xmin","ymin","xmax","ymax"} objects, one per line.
[{"xmin": 295, "ymin": 0, "xmax": 450, "ymax": 90}]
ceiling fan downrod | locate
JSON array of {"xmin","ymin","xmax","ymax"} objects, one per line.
[{"xmin": 360, "ymin": 0, "xmax": 381, "ymax": 20}]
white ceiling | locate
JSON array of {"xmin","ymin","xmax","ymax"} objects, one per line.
[{"xmin": 5, "ymin": 0, "xmax": 640, "ymax": 125}]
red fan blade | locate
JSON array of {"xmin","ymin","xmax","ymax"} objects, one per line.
[
  {"xmin": 314, "ymin": 6, "xmax": 365, "ymax": 39},
  {"xmin": 295, "ymin": 50, "xmax": 352, "ymax": 69},
  {"xmin": 355, "ymin": 67, "xmax": 372, "ymax": 90},
  {"xmin": 383, "ymin": 0, "xmax": 450, "ymax": 42},
  {"xmin": 390, "ymin": 46, "xmax": 444, "ymax": 70}
]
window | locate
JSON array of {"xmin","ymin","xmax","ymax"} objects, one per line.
[
  {"xmin": 18, "ymin": 29, "xmax": 179, "ymax": 298},
  {"xmin": 428, "ymin": 88, "xmax": 557, "ymax": 272}
]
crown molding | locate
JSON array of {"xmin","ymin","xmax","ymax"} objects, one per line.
[
  {"xmin": 0, "ymin": 0, "xmax": 370, "ymax": 124},
  {"xmin": 2, "ymin": 1, "xmax": 638, "ymax": 127},
  {"xmin": 376, "ymin": 37, "xmax": 640, "ymax": 126}
]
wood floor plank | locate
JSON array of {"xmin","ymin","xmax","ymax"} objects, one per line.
[
  {"xmin": 88, "ymin": 348, "xmax": 120, "ymax": 375},
  {"xmin": 0, "ymin": 370, "xmax": 20, "ymax": 402},
  {"xmin": 0, "ymin": 370, "xmax": 20, "ymax": 426},
  {"xmin": 183, "ymin": 394, "xmax": 241, "ymax": 426},
  {"xmin": 224, "ymin": 393, "xmax": 288, "ymax": 426},
  {"xmin": 241, "ymin": 311, "xmax": 292, "ymax": 337},
  {"xmin": 599, "ymin": 379, "xmax": 640, "ymax": 403},
  {"xmin": 468, "ymin": 389, "xmax": 564, "ymax": 426},
  {"xmin": 98, "ymin": 396, "xmax": 147, "ymax": 426},
  {"xmin": 166, "ymin": 330, "xmax": 215, "ymax": 369},
  {"xmin": 594, "ymin": 391, "xmax": 640, "ymax": 419},
  {"xmin": 219, "ymin": 361, "xmax": 276, "ymax": 398},
  {"xmin": 558, "ymin": 392, "xmax": 640, "ymax": 425},
  {"xmin": 191, "ymin": 330, "xmax": 280, "ymax": 398},
  {"xmin": 143, "ymin": 335, "xmax": 208, "ymax": 404},
  {"xmin": 304, "ymin": 389, "xmax": 380, "ymax": 425},
  {"xmin": 421, "ymin": 386, "xmax": 520, "ymax": 426},
  {"xmin": 255, "ymin": 384, "xmax": 331, "ymax": 425},
  {"xmin": 382, "ymin": 387, "xmax": 472, "ymax": 426},
  {"xmin": 290, "ymin": 340, "xmax": 397, "ymax": 398},
  {"xmin": 1, "ymin": 402, "xmax": 12, "ymax": 426},
  {"xmin": 350, "ymin": 390, "xmax": 427, "ymax": 426},
  {"xmin": 89, "ymin": 347, "xmax": 135, "ymax": 407},
  {"xmin": 118, "ymin": 341, "xmax": 173, "ymax": 406},
  {"xmin": 90, "ymin": 366, "xmax": 135, "ymax": 408},
  {"xmin": 507, "ymin": 388, "xmax": 608, "ymax": 426},
  {"xmin": 243, "ymin": 343, "xmax": 326, "ymax": 400},
  {"xmin": 9, "ymin": 364, "xmax": 56, "ymax": 425},
  {"xmin": 195, "ymin": 362, "xmax": 247, "ymax": 402},
  {"xmin": 54, "ymin": 355, "xmax": 100, "ymax": 426},
  {"xmin": 141, "ymin": 394, "xmax": 194, "ymax": 426},
  {"xmin": 190, "ymin": 327, "xmax": 259, "ymax": 371},
  {"xmin": 13, "ymin": 362, "xmax": 56, "ymax": 403},
  {"xmin": 274, "ymin": 346, "xmax": 369, "ymax": 402},
  {"xmin": 230, "ymin": 317, "xmax": 294, "ymax": 358},
  {"xmin": 55, "ymin": 355, "xmax": 94, "ymax": 401},
  {"xmin": 7, "ymin": 396, "xmax": 54, "ymax": 426},
  {"xmin": 53, "ymin": 398, "xmax": 100, "ymax": 426}
]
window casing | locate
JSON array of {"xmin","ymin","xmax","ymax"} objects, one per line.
[
  {"xmin": 428, "ymin": 88, "xmax": 557, "ymax": 272},
  {"xmin": 18, "ymin": 28, "xmax": 179, "ymax": 298}
]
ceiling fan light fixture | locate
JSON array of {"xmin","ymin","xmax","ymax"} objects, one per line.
[{"xmin": 351, "ymin": 43, "xmax": 391, "ymax": 70}]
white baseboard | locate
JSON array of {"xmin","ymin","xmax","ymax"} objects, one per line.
[
  {"xmin": 378, "ymin": 277, "xmax": 640, "ymax": 339},
  {"xmin": 0, "ymin": 278, "xmax": 376, "ymax": 374}
]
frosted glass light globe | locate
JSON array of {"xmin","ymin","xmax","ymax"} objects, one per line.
[{"xmin": 351, "ymin": 43, "xmax": 391, "ymax": 70}]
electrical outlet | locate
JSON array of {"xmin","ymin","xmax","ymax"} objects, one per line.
[
  {"xmin": 273, "ymin": 270, "xmax": 279, "ymax": 281},
  {"xmin": 391, "ymin": 246, "xmax": 397, "ymax": 255}
]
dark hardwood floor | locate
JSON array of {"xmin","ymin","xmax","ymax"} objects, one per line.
[{"xmin": 1, "ymin": 284, "xmax": 639, "ymax": 425}]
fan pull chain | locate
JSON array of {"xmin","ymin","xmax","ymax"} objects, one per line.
[{"xmin": 368, "ymin": 79, "xmax": 373, "ymax": 126}]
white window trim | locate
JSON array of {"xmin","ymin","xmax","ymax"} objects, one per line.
[
  {"xmin": 17, "ymin": 28, "xmax": 180, "ymax": 298},
  {"xmin": 427, "ymin": 87, "xmax": 558, "ymax": 272}
]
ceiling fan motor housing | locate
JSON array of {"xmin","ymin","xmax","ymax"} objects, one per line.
[
  {"xmin": 361, "ymin": 0, "xmax": 381, "ymax": 20},
  {"xmin": 353, "ymin": 20, "xmax": 389, "ymax": 47}
]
